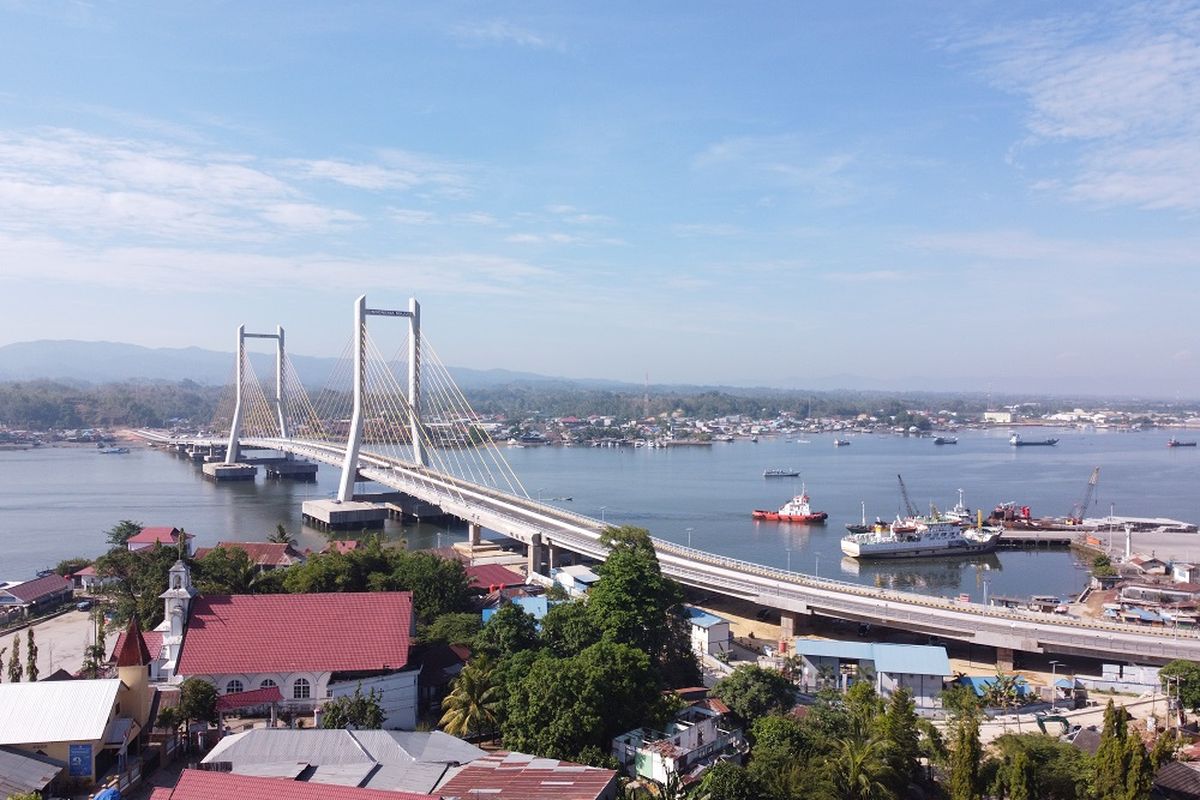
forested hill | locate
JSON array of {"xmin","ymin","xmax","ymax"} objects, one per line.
[{"xmin": 0, "ymin": 380, "xmax": 226, "ymax": 429}]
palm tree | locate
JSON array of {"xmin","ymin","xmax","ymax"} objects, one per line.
[
  {"xmin": 439, "ymin": 658, "xmax": 499, "ymax": 739},
  {"xmin": 830, "ymin": 734, "xmax": 894, "ymax": 800},
  {"xmin": 268, "ymin": 523, "xmax": 296, "ymax": 545}
]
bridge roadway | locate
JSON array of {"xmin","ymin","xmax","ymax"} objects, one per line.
[{"xmin": 141, "ymin": 432, "xmax": 1200, "ymax": 665}]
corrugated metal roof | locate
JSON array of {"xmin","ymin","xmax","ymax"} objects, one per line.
[
  {"xmin": 0, "ymin": 746, "xmax": 66, "ymax": 796},
  {"xmin": 794, "ymin": 640, "xmax": 951, "ymax": 676},
  {"xmin": 435, "ymin": 752, "xmax": 617, "ymax": 800},
  {"xmin": 558, "ymin": 565, "xmax": 600, "ymax": 583},
  {"xmin": 685, "ymin": 607, "xmax": 728, "ymax": 629},
  {"xmin": 0, "ymin": 679, "xmax": 121, "ymax": 745},
  {"xmin": 3, "ymin": 573, "xmax": 70, "ymax": 604},
  {"xmin": 153, "ymin": 769, "xmax": 437, "ymax": 800}
]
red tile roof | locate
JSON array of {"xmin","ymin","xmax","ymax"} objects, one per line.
[
  {"xmin": 177, "ymin": 592, "xmax": 413, "ymax": 675},
  {"xmin": 112, "ymin": 629, "xmax": 164, "ymax": 663},
  {"xmin": 115, "ymin": 618, "xmax": 152, "ymax": 667},
  {"xmin": 437, "ymin": 752, "xmax": 617, "ymax": 800},
  {"xmin": 128, "ymin": 527, "xmax": 193, "ymax": 545},
  {"xmin": 4, "ymin": 574, "xmax": 70, "ymax": 604},
  {"xmin": 216, "ymin": 685, "xmax": 283, "ymax": 712},
  {"xmin": 151, "ymin": 769, "xmax": 438, "ymax": 800},
  {"xmin": 73, "ymin": 565, "xmax": 97, "ymax": 577},
  {"xmin": 466, "ymin": 564, "xmax": 526, "ymax": 589},
  {"xmin": 194, "ymin": 542, "xmax": 305, "ymax": 568}
]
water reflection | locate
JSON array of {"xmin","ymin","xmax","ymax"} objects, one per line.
[{"xmin": 838, "ymin": 552, "xmax": 1002, "ymax": 595}]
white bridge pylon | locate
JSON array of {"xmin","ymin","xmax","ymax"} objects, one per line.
[
  {"xmin": 338, "ymin": 295, "xmax": 424, "ymax": 501},
  {"xmin": 225, "ymin": 325, "xmax": 287, "ymax": 464}
]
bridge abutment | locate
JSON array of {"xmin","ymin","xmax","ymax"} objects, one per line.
[{"xmin": 526, "ymin": 535, "xmax": 543, "ymax": 578}]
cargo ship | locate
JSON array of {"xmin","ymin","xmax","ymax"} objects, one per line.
[
  {"xmin": 1010, "ymin": 433, "xmax": 1058, "ymax": 447},
  {"xmin": 1168, "ymin": 438, "xmax": 1198, "ymax": 448},
  {"xmin": 762, "ymin": 468, "xmax": 801, "ymax": 478},
  {"xmin": 841, "ymin": 515, "xmax": 1001, "ymax": 559}
]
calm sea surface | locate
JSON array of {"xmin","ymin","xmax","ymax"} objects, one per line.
[{"xmin": 2, "ymin": 428, "xmax": 1198, "ymax": 602}]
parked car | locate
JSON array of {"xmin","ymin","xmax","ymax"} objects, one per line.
[{"xmin": 76, "ymin": 600, "xmax": 93, "ymax": 611}]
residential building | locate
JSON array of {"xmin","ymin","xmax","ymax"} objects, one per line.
[
  {"xmin": 0, "ymin": 746, "xmax": 66, "ymax": 798},
  {"xmin": 612, "ymin": 699, "xmax": 744, "ymax": 784},
  {"xmin": 149, "ymin": 769, "xmax": 437, "ymax": 800},
  {"xmin": 127, "ymin": 526, "xmax": 194, "ymax": 556},
  {"xmin": 552, "ymin": 564, "xmax": 601, "ymax": 596},
  {"xmin": 162, "ymin": 560, "xmax": 419, "ymax": 728},
  {"xmin": 983, "ymin": 410, "xmax": 1013, "ymax": 424},
  {"xmin": 684, "ymin": 606, "xmax": 732, "ymax": 658},
  {"xmin": 794, "ymin": 640, "xmax": 952, "ymax": 708},
  {"xmin": 465, "ymin": 563, "xmax": 526, "ymax": 591},
  {"xmin": 436, "ymin": 752, "xmax": 618, "ymax": 800},
  {"xmin": 0, "ymin": 620, "xmax": 154, "ymax": 789},
  {"xmin": 482, "ymin": 594, "xmax": 550, "ymax": 624},
  {"xmin": 202, "ymin": 728, "xmax": 484, "ymax": 793},
  {"xmin": 0, "ymin": 573, "xmax": 72, "ymax": 619},
  {"xmin": 193, "ymin": 541, "xmax": 306, "ymax": 569},
  {"xmin": 1174, "ymin": 563, "xmax": 1200, "ymax": 584}
]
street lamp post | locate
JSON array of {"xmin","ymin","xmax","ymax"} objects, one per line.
[
  {"xmin": 537, "ymin": 487, "xmax": 545, "ymax": 502},
  {"xmin": 813, "ymin": 552, "xmax": 819, "ymax": 578},
  {"xmin": 599, "ymin": 506, "xmax": 607, "ymax": 523},
  {"xmin": 686, "ymin": 527, "xmax": 694, "ymax": 548},
  {"xmin": 786, "ymin": 547, "xmax": 792, "ymax": 573}
]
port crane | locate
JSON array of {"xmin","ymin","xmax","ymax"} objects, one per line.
[
  {"xmin": 1068, "ymin": 467, "xmax": 1101, "ymax": 525},
  {"xmin": 897, "ymin": 474, "xmax": 918, "ymax": 518}
]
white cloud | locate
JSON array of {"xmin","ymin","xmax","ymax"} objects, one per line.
[
  {"xmin": 953, "ymin": 3, "xmax": 1200, "ymax": 210},
  {"xmin": 452, "ymin": 19, "xmax": 565, "ymax": 52},
  {"xmin": 389, "ymin": 208, "xmax": 438, "ymax": 225},
  {"xmin": 824, "ymin": 270, "xmax": 907, "ymax": 283},
  {"xmin": 289, "ymin": 150, "xmax": 470, "ymax": 196},
  {"xmin": 671, "ymin": 223, "xmax": 743, "ymax": 237},
  {"xmin": 260, "ymin": 203, "xmax": 362, "ymax": 230},
  {"xmin": 693, "ymin": 134, "xmax": 862, "ymax": 205},
  {"xmin": 454, "ymin": 211, "xmax": 501, "ymax": 226}
]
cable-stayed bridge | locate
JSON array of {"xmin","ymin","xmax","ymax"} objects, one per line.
[{"xmin": 138, "ymin": 296, "xmax": 1200, "ymax": 666}]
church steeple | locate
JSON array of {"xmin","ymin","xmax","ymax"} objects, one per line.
[{"xmin": 157, "ymin": 559, "xmax": 196, "ymax": 683}]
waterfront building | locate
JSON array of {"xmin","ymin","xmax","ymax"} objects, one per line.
[
  {"xmin": 794, "ymin": 640, "xmax": 952, "ymax": 708},
  {"xmin": 126, "ymin": 526, "xmax": 194, "ymax": 556},
  {"xmin": 0, "ymin": 572, "xmax": 72, "ymax": 620}
]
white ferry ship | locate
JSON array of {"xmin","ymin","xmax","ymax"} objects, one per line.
[{"xmin": 840, "ymin": 516, "xmax": 1001, "ymax": 559}]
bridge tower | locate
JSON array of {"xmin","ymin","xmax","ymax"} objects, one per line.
[
  {"xmin": 336, "ymin": 294, "xmax": 424, "ymax": 502},
  {"xmin": 224, "ymin": 325, "xmax": 288, "ymax": 464}
]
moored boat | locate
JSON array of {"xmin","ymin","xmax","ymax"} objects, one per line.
[
  {"xmin": 934, "ymin": 436, "xmax": 958, "ymax": 445},
  {"xmin": 1009, "ymin": 433, "xmax": 1058, "ymax": 447},
  {"xmin": 98, "ymin": 446, "xmax": 130, "ymax": 454},
  {"xmin": 833, "ymin": 438, "xmax": 850, "ymax": 447},
  {"xmin": 763, "ymin": 468, "xmax": 801, "ymax": 478},
  {"xmin": 841, "ymin": 516, "xmax": 1001, "ymax": 559},
  {"xmin": 1168, "ymin": 438, "xmax": 1198, "ymax": 448},
  {"xmin": 752, "ymin": 488, "xmax": 828, "ymax": 523}
]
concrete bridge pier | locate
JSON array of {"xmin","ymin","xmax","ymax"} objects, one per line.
[
  {"xmin": 468, "ymin": 522, "xmax": 482, "ymax": 547},
  {"xmin": 996, "ymin": 646, "xmax": 1015, "ymax": 672},
  {"xmin": 526, "ymin": 534, "xmax": 543, "ymax": 577},
  {"xmin": 779, "ymin": 610, "xmax": 814, "ymax": 641}
]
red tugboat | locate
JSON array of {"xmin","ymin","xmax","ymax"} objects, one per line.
[{"xmin": 752, "ymin": 487, "xmax": 828, "ymax": 523}]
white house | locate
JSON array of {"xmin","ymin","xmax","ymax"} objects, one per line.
[
  {"xmin": 794, "ymin": 640, "xmax": 952, "ymax": 708},
  {"xmin": 684, "ymin": 606, "xmax": 732, "ymax": 658},
  {"xmin": 553, "ymin": 564, "xmax": 601, "ymax": 596}
]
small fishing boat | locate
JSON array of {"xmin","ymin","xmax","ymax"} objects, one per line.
[
  {"xmin": 833, "ymin": 438, "xmax": 850, "ymax": 447},
  {"xmin": 934, "ymin": 436, "xmax": 958, "ymax": 445}
]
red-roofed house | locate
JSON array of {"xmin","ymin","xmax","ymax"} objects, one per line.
[
  {"xmin": 437, "ymin": 752, "xmax": 618, "ymax": 800},
  {"xmin": 0, "ymin": 573, "xmax": 72, "ymax": 618},
  {"xmin": 466, "ymin": 563, "xmax": 527, "ymax": 591},
  {"xmin": 148, "ymin": 769, "xmax": 438, "ymax": 800},
  {"xmin": 162, "ymin": 561, "xmax": 418, "ymax": 728},
  {"xmin": 127, "ymin": 527, "xmax": 194, "ymax": 556},
  {"xmin": 193, "ymin": 541, "xmax": 306, "ymax": 569}
]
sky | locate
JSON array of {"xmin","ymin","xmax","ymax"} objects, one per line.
[{"xmin": 0, "ymin": 1, "xmax": 1198, "ymax": 395}]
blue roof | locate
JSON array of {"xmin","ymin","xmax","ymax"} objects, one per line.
[
  {"xmin": 481, "ymin": 595, "xmax": 551, "ymax": 623},
  {"xmin": 958, "ymin": 674, "xmax": 1032, "ymax": 697},
  {"xmin": 685, "ymin": 606, "xmax": 728, "ymax": 629},
  {"xmin": 794, "ymin": 640, "xmax": 950, "ymax": 676}
]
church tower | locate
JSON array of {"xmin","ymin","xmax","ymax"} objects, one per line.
[
  {"xmin": 115, "ymin": 616, "xmax": 153, "ymax": 730},
  {"xmin": 157, "ymin": 559, "xmax": 196, "ymax": 683}
]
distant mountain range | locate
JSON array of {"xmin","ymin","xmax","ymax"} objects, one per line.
[{"xmin": 0, "ymin": 339, "xmax": 640, "ymax": 391}]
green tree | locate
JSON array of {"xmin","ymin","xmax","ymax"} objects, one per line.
[
  {"xmin": 502, "ymin": 641, "xmax": 657, "ymax": 760},
  {"xmin": 192, "ymin": 546, "xmax": 259, "ymax": 594},
  {"xmin": 1005, "ymin": 749, "xmax": 1037, "ymax": 800},
  {"xmin": 587, "ymin": 526, "xmax": 698, "ymax": 685},
  {"xmin": 94, "ymin": 542, "xmax": 178, "ymax": 629},
  {"xmin": 81, "ymin": 607, "xmax": 108, "ymax": 678},
  {"xmin": 422, "ymin": 612, "xmax": 482, "ymax": 646},
  {"xmin": 947, "ymin": 705, "xmax": 982, "ymax": 800},
  {"xmin": 990, "ymin": 734, "xmax": 1095, "ymax": 800},
  {"xmin": 440, "ymin": 657, "xmax": 500, "ymax": 739},
  {"xmin": 1124, "ymin": 732, "xmax": 1152, "ymax": 800},
  {"xmin": 268, "ymin": 522, "xmax": 296, "ymax": 545},
  {"xmin": 105, "ymin": 519, "xmax": 143, "ymax": 547},
  {"xmin": 7, "ymin": 635, "xmax": 22, "ymax": 683},
  {"xmin": 321, "ymin": 685, "xmax": 385, "ymax": 729},
  {"xmin": 1092, "ymin": 554, "xmax": 1117, "ymax": 578},
  {"xmin": 750, "ymin": 713, "xmax": 811, "ymax": 754},
  {"xmin": 53, "ymin": 556, "xmax": 92, "ymax": 577},
  {"xmin": 711, "ymin": 665, "xmax": 796, "ymax": 725},
  {"xmin": 540, "ymin": 601, "xmax": 601, "ymax": 657},
  {"xmin": 178, "ymin": 677, "xmax": 218, "ymax": 730},
  {"xmin": 24, "ymin": 629, "xmax": 37, "ymax": 682},
  {"xmin": 476, "ymin": 603, "xmax": 540, "ymax": 660},
  {"xmin": 1096, "ymin": 700, "xmax": 1130, "ymax": 800},
  {"xmin": 880, "ymin": 687, "xmax": 921, "ymax": 786},
  {"xmin": 696, "ymin": 762, "xmax": 761, "ymax": 800},
  {"xmin": 1159, "ymin": 659, "xmax": 1200, "ymax": 711},
  {"xmin": 389, "ymin": 551, "xmax": 473, "ymax": 623},
  {"xmin": 829, "ymin": 734, "xmax": 895, "ymax": 800},
  {"xmin": 1150, "ymin": 729, "xmax": 1179, "ymax": 771}
]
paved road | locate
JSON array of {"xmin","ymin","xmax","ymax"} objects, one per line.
[{"xmin": 0, "ymin": 610, "xmax": 96, "ymax": 678}]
